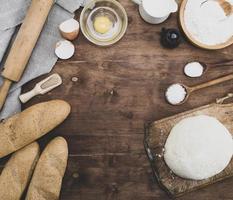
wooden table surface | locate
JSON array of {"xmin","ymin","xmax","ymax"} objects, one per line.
[{"xmin": 2, "ymin": 0, "xmax": 233, "ymax": 199}]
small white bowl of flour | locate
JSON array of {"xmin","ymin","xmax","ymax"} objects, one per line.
[{"xmin": 180, "ymin": 0, "xmax": 233, "ymax": 49}]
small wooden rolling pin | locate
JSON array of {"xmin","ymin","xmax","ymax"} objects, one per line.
[{"xmin": 0, "ymin": 0, "xmax": 55, "ymax": 110}]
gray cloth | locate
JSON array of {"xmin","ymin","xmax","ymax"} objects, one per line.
[{"xmin": 0, "ymin": 0, "xmax": 86, "ymax": 119}]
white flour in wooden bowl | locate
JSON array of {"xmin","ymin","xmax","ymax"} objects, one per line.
[{"xmin": 184, "ymin": 0, "xmax": 233, "ymax": 46}]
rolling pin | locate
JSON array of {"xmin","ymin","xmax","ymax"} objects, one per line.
[{"xmin": 0, "ymin": 0, "xmax": 55, "ymax": 110}]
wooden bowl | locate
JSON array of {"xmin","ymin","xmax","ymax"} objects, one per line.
[{"xmin": 179, "ymin": 0, "xmax": 233, "ymax": 50}]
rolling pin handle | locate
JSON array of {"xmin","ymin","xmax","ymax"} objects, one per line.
[{"xmin": 0, "ymin": 79, "xmax": 12, "ymax": 111}]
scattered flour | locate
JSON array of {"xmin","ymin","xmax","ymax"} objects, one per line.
[
  {"xmin": 165, "ymin": 84, "xmax": 187, "ymax": 105},
  {"xmin": 184, "ymin": 62, "xmax": 204, "ymax": 78},
  {"xmin": 184, "ymin": 0, "xmax": 233, "ymax": 45}
]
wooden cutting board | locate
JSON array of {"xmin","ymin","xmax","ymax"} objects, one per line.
[{"xmin": 144, "ymin": 94, "xmax": 233, "ymax": 197}]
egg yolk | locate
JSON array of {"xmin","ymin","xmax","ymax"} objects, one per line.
[{"xmin": 94, "ymin": 16, "xmax": 112, "ymax": 34}]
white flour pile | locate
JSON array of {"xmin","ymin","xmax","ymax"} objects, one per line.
[
  {"xmin": 184, "ymin": 0, "xmax": 233, "ymax": 45},
  {"xmin": 184, "ymin": 62, "xmax": 204, "ymax": 78},
  {"xmin": 165, "ymin": 84, "xmax": 187, "ymax": 105}
]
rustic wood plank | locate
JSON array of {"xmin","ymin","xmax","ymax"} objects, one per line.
[
  {"xmin": 0, "ymin": 0, "xmax": 233, "ymax": 199},
  {"xmin": 146, "ymin": 103, "xmax": 233, "ymax": 197}
]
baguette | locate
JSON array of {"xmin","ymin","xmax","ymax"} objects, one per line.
[
  {"xmin": 0, "ymin": 100, "xmax": 71, "ymax": 159},
  {"xmin": 26, "ymin": 137, "xmax": 68, "ymax": 200},
  {"xmin": 0, "ymin": 142, "xmax": 40, "ymax": 200}
]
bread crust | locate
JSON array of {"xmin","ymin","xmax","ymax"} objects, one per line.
[
  {"xmin": 0, "ymin": 142, "xmax": 40, "ymax": 200},
  {"xmin": 26, "ymin": 137, "xmax": 68, "ymax": 200},
  {"xmin": 0, "ymin": 100, "xmax": 71, "ymax": 158}
]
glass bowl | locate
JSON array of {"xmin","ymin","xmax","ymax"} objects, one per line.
[{"xmin": 80, "ymin": 0, "xmax": 128, "ymax": 46}]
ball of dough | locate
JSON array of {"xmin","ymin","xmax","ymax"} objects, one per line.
[{"xmin": 164, "ymin": 115, "xmax": 233, "ymax": 180}]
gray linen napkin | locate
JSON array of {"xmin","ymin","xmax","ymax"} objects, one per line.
[{"xmin": 0, "ymin": 0, "xmax": 86, "ymax": 119}]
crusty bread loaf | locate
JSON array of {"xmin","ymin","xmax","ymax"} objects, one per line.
[
  {"xmin": 0, "ymin": 142, "xmax": 40, "ymax": 200},
  {"xmin": 0, "ymin": 100, "xmax": 71, "ymax": 159},
  {"xmin": 26, "ymin": 137, "xmax": 68, "ymax": 200}
]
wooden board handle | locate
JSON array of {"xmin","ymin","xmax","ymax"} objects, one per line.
[
  {"xmin": 0, "ymin": 80, "xmax": 12, "ymax": 111},
  {"xmin": 1, "ymin": 0, "xmax": 55, "ymax": 82}
]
